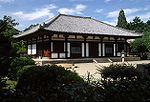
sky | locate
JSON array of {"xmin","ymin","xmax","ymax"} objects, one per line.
[{"xmin": 0, "ymin": 0, "xmax": 150, "ymax": 31}]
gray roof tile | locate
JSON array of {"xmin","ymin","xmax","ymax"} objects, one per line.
[{"xmin": 13, "ymin": 14, "xmax": 142, "ymax": 38}]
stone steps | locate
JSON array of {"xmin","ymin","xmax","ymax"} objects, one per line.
[{"xmin": 34, "ymin": 57, "xmax": 141, "ymax": 66}]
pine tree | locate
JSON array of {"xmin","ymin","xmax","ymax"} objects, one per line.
[{"xmin": 116, "ymin": 9, "xmax": 127, "ymax": 29}]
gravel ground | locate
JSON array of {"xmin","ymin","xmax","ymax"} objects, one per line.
[{"xmin": 74, "ymin": 60, "xmax": 150, "ymax": 80}]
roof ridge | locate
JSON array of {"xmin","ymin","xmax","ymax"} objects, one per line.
[
  {"xmin": 90, "ymin": 17, "xmax": 143, "ymax": 36},
  {"xmin": 41, "ymin": 14, "xmax": 61, "ymax": 28},
  {"xmin": 59, "ymin": 13, "xmax": 92, "ymax": 19},
  {"xmin": 18, "ymin": 14, "xmax": 60, "ymax": 36},
  {"xmin": 43, "ymin": 13, "xmax": 60, "ymax": 25}
]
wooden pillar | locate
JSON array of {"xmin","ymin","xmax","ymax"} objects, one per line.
[
  {"xmin": 125, "ymin": 38, "xmax": 128, "ymax": 57},
  {"xmin": 49, "ymin": 35, "xmax": 52, "ymax": 58},
  {"xmin": 26, "ymin": 39, "xmax": 28, "ymax": 55},
  {"xmin": 100, "ymin": 37, "xmax": 103, "ymax": 57},
  {"xmin": 64, "ymin": 35, "xmax": 69, "ymax": 58},
  {"xmin": 115, "ymin": 37, "xmax": 118, "ymax": 57},
  {"xmin": 36, "ymin": 37, "xmax": 37, "ymax": 56},
  {"xmin": 41, "ymin": 35, "xmax": 44, "ymax": 57},
  {"xmin": 83, "ymin": 35, "xmax": 87, "ymax": 58},
  {"xmin": 31, "ymin": 38, "xmax": 32, "ymax": 55}
]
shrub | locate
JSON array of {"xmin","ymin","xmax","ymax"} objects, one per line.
[
  {"xmin": 15, "ymin": 65, "xmax": 103, "ymax": 101},
  {"xmin": 16, "ymin": 65, "xmax": 83, "ymax": 89},
  {"xmin": 0, "ymin": 57, "xmax": 12, "ymax": 78},
  {"xmin": 16, "ymin": 65, "xmax": 36, "ymax": 80},
  {"xmin": 100, "ymin": 78, "xmax": 150, "ymax": 101},
  {"xmin": 98, "ymin": 63, "xmax": 141, "ymax": 80},
  {"xmin": 8, "ymin": 57, "xmax": 35, "ymax": 80}
]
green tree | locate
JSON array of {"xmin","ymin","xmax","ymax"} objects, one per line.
[
  {"xmin": 116, "ymin": 9, "xmax": 128, "ymax": 29},
  {"xmin": 0, "ymin": 16, "xmax": 19, "ymax": 57},
  {"xmin": 145, "ymin": 19, "xmax": 150, "ymax": 32},
  {"xmin": 23, "ymin": 24, "xmax": 39, "ymax": 32},
  {"xmin": 12, "ymin": 40, "xmax": 27, "ymax": 55},
  {"xmin": 130, "ymin": 32, "xmax": 150, "ymax": 59},
  {"xmin": 0, "ymin": 16, "xmax": 19, "ymax": 38},
  {"xmin": 127, "ymin": 17, "xmax": 145, "ymax": 33}
]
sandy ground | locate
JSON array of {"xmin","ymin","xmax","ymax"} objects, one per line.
[{"xmin": 73, "ymin": 60, "xmax": 150, "ymax": 80}]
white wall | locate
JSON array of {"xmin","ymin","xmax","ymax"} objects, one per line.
[
  {"xmin": 28, "ymin": 44, "xmax": 36, "ymax": 55},
  {"xmin": 67, "ymin": 43, "xmax": 70, "ymax": 57},
  {"xmin": 82, "ymin": 43, "xmax": 84, "ymax": 57},
  {"xmin": 114, "ymin": 44, "xmax": 116, "ymax": 56},
  {"xmin": 86, "ymin": 43, "xmax": 89, "ymax": 57},
  {"xmin": 32, "ymin": 44, "xmax": 36, "ymax": 55},
  {"xmin": 98, "ymin": 43, "xmax": 101, "ymax": 56},
  {"xmin": 103, "ymin": 43, "xmax": 105, "ymax": 56},
  {"xmin": 27, "ymin": 45, "xmax": 31, "ymax": 55}
]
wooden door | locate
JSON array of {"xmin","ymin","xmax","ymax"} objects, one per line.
[
  {"xmin": 70, "ymin": 42, "xmax": 82, "ymax": 58},
  {"xmin": 89, "ymin": 42, "xmax": 98, "ymax": 57},
  {"xmin": 105, "ymin": 43, "xmax": 113, "ymax": 57},
  {"xmin": 43, "ymin": 42, "xmax": 50, "ymax": 57}
]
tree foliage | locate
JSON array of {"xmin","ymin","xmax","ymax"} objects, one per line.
[
  {"xmin": 23, "ymin": 24, "xmax": 39, "ymax": 32},
  {"xmin": 0, "ymin": 16, "xmax": 19, "ymax": 57},
  {"xmin": 130, "ymin": 32, "xmax": 150, "ymax": 59},
  {"xmin": 127, "ymin": 17, "xmax": 146, "ymax": 33},
  {"xmin": 12, "ymin": 40, "xmax": 27, "ymax": 55},
  {"xmin": 0, "ymin": 16, "xmax": 19, "ymax": 38},
  {"xmin": 116, "ymin": 9, "xmax": 128, "ymax": 29},
  {"xmin": 116, "ymin": 9, "xmax": 150, "ymax": 59}
]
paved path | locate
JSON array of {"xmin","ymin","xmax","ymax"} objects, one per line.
[{"xmin": 74, "ymin": 60, "xmax": 150, "ymax": 80}]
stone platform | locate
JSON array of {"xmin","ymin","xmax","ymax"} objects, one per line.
[{"xmin": 33, "ymin": 57, "xmax": 141, "ymax": 66}]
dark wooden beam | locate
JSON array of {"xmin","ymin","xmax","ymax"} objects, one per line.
[
  {"xmin": 125, "ymin": 38, "xmax": 128, "ymax": 57},
  {"xmin": 114, "ymin": 37, "xmax": 118, "ymax": 57},
  {"xmin": 75, "ymin": 35, "xmax": 77, "ymax": 39},
  {"xmin": 100, "ymin": 36, "xmax": 104, "ymax": 57},
  {"xmin": 93, "ymin": 36, "xmax": 95, "ymax": 39},
  {"xmin": 41, "ymin": 35, "xmax": 44, "ymax": 57},
  {"xmin": 26, "ymin": 39, "xmax": 28, "ymax": 55},
  {"xmin": 36, "ymin": 37, "xmax": 37, "ymax": 55},
  {"xmin": 63, "ymin": 34, "xmax": 69, "ymax": 58},
  {"xmin": 49, "ymin": 35, "xmax": 52, "ymax": 58},
  {"xmin": 83, "ymin": 35, "xmax": 88, "ymax": 57},
  {"xmin": 31, "ymin": 38, "xmax": 32, "ymax": 55}
]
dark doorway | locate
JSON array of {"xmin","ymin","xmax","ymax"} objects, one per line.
[
  {"xmin": 71, "ymin": 42, "xmax": 81, "ymax": 58},
  {"xmin": 105, "ymin": 43, "xmax": 113, "ymax": 57},
  {"xmin": 89, "ymin": 42, "xmax": 98, "ymax": 57},
  {"xmin": 43, "ymin": 42, "xmax": 50, "ymax": 57}
]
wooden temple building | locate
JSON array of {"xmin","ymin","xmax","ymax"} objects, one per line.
[{"xmin": 13, "ymin": 14, "xmax": 142, "ymax": 59}]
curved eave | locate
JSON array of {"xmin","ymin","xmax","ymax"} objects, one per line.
[{"xmin": 43, "ymin": 29, "xmax": 142, "ymax": 39}]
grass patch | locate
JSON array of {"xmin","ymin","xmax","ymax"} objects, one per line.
[{"xmin": 3, "ymin": 80, "xmax": 17, "ymax": 91}]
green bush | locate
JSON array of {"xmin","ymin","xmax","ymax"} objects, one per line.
[
  {"xmin": 98, "ymin": 63, "xmax": 141, "ymax": 80},
  {"xmin": 16, "ymin": 65, "xmax": 83, "ymax": 88},
  {"xmin": 8, "ymin": 57, "xmax": 35, "ymax": 80},
  {"xmin": 0, "ymin": 57, "xmax": 12, "ymax": 78},
  {"xmin": 17, "ymin": 65, "xmax": 36, "ymax": 80},
  {"xmin": 100, "ymin": 78, "xmax": 150, "ymax": 101},
  {"xmin": 15, "ymin": 65, "xmax": 103, "ymax": 101}
]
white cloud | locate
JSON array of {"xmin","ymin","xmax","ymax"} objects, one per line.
[
  {"xmin": 12, "ymin": 4, "xmax": 57, "ymax": 21},
  {"xmin": 107, "ymin": 8, "xmax": 141, "ymax": 18},
  {"xmin": 48, "ymin": 4, "xmax": 57, "ymax": 9},
  {"xmin": 103, "ymin": 18, "xmax": 117, "ymax": 26},
  {"xmin": 0, "ymin": 0, "xmax": 14, "ymax": 3},
  {"xmin": 107, "ymin": 8, "xmax": 150, "ymax": 23},
  {"xmin": 139, "ymin": 12, "xmax": 150, "ymax": 19},
  {"xmin": 127, "ymin": 12, "xmax": 150, "ymax": 22},
  {"xmin": 103, "ymin": 21, "xmax": 116, "ymax": 26},
  {"xmin": 58, "ymin": 4, "xmax": 86, "ymax": 15},
  {"xmin": 104, "ymin": 0, "xmax": 111, "ymax": 2},
  {"xmin": 70, "ymin": 0, "xmax": 93, "ymax": 1},
  {"xmin": 95, "ymin": 9, "xmax": 103, "ymax": 13}
]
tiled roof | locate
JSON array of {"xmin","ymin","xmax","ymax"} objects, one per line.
[{"xmin": 13, "ymin": 14, "xmax": 142, "ymax": 38}]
